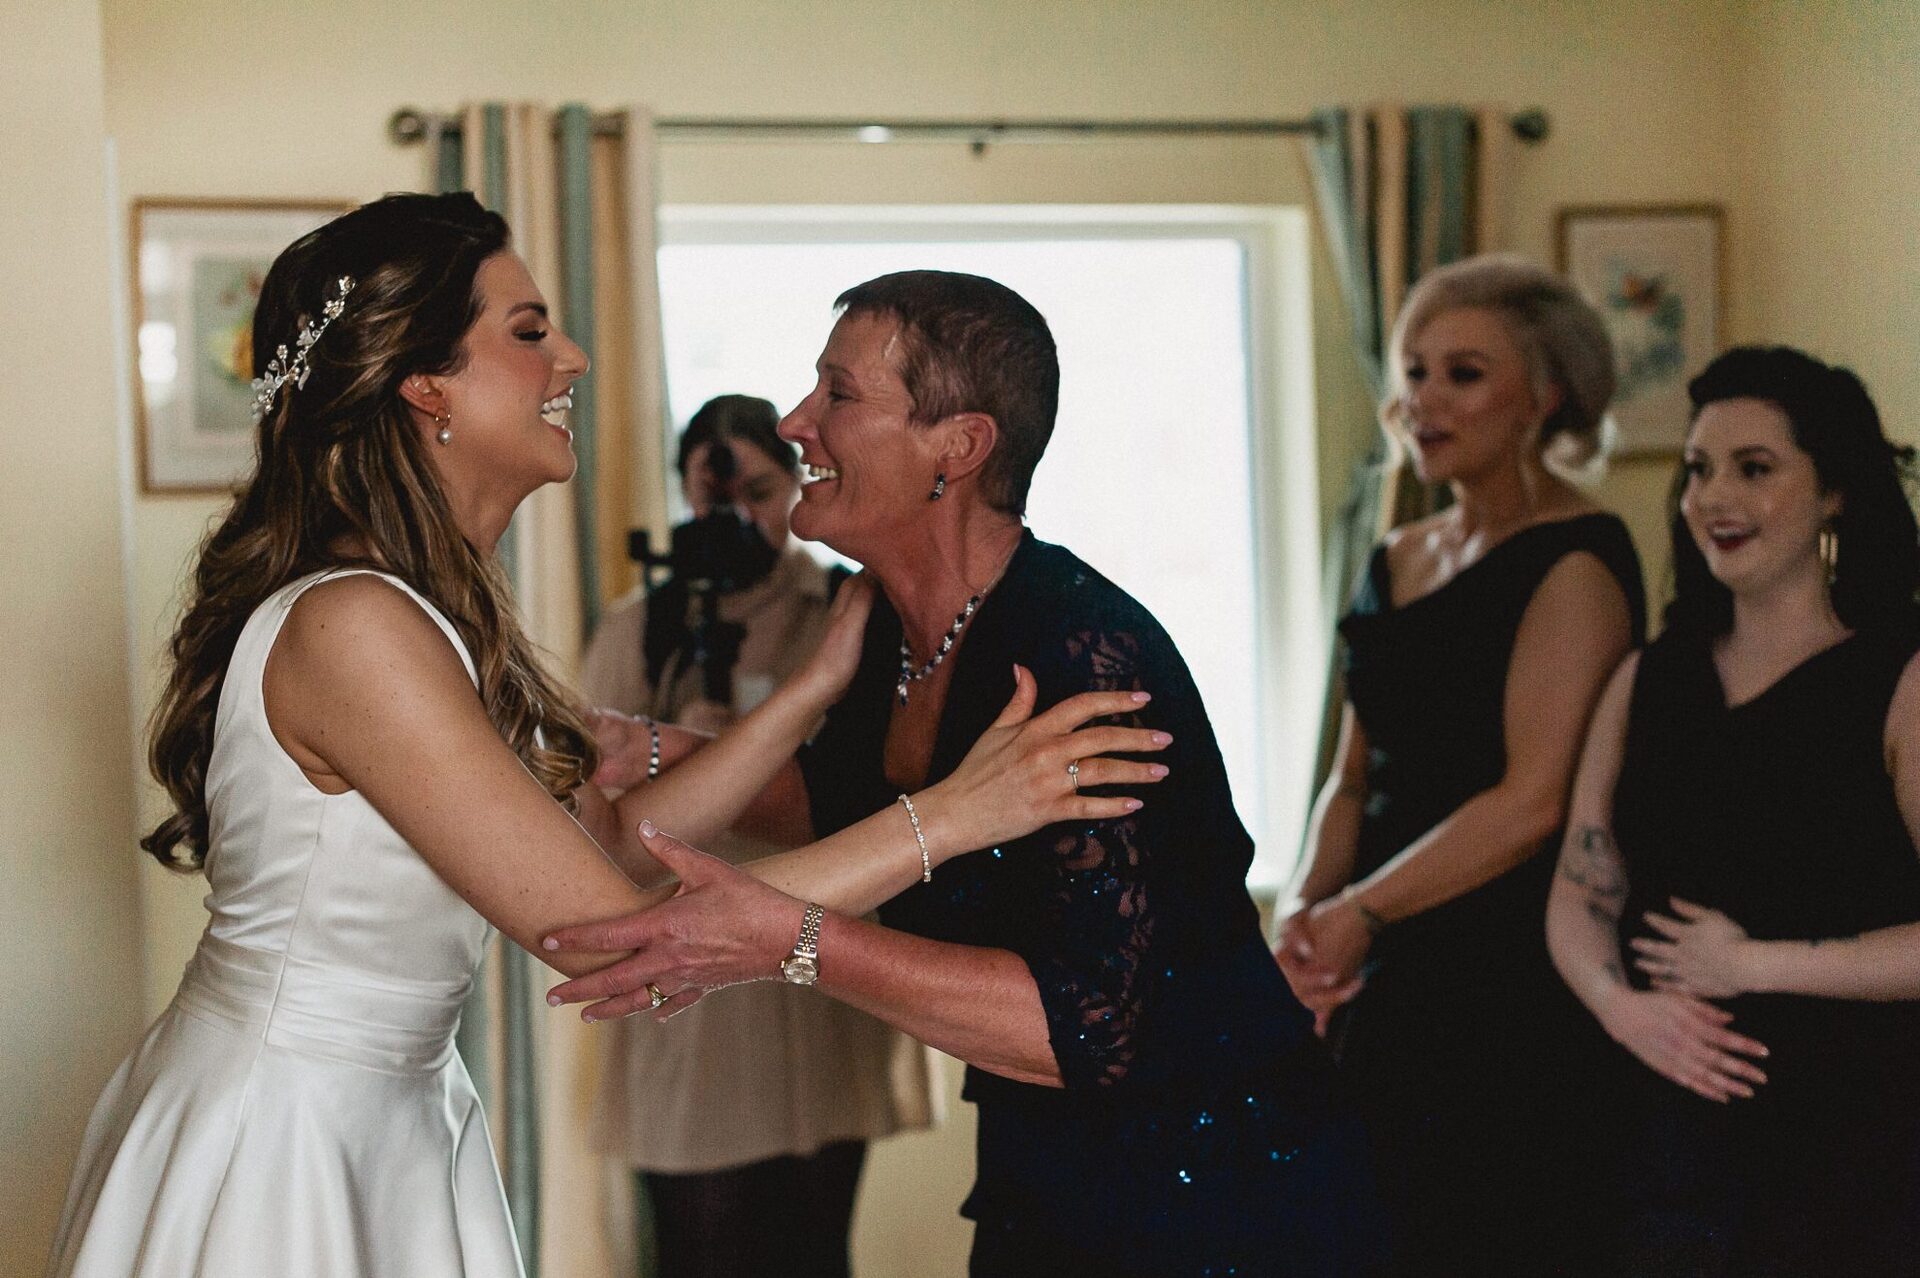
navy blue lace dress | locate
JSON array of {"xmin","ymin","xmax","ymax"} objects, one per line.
[
  {"xmin": 1334, "ymin": 513, "xmax": 1645, "ymax": 1276},
  {"xmin": 801, "ymin": 533, "xmax": 1384, "ymax": 1277}
]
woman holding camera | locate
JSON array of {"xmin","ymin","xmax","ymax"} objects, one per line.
[{"xmin": 579, "ymin": 395, "xmax": 930, "ymax": 1278}]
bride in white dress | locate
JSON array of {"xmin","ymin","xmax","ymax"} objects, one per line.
[{"xmin": 48, "ymin": 193, "xmax": 1168, "ymax": 1277}]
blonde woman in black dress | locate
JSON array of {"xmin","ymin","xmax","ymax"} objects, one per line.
[{"xmin": 1276, "ymin": 255, "xmax": 1642, "ymax": 1274}]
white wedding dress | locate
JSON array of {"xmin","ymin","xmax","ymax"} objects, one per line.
[{"xmin": 49, "ymin": 570, "xmax": 524, "ymax": 1277}]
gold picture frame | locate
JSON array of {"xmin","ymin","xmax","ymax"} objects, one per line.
[
  {"xmin": 1556, "ymin": 203, "xmax": 1726, "ymax": 461},
  {"xmin": 129, "ymin": 198, "xmax": 351, "ymax": 494}
]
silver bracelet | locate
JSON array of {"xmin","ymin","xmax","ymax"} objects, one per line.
[
  {"xmin": 640, "ymin": 715, "xmax": 661, "ymax": 781},
  {"xmin": 897, "ymin": 794, "xmax": 932, "ymax": 883}
]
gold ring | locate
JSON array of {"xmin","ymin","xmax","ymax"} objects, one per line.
[
  {"xmin": 1066, "ymin": 759, "xmax": 1080, "ymax": 792},
  {"xmin": 646, "ymin": 982, "xmax": 666, "ymax": 1009}
]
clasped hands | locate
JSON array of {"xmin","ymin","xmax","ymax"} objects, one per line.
[
  {"xmin": 543, "ymin": 664, "xmax": 1173, "ymax": 1022},
  {"xmin": 1272, "ymin": 890, "xmax": 1378, "ymax": 1037}
]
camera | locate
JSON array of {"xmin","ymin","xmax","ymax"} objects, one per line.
[
  {"xmin": 648, "ymin": 440, "xmax": 779, "ymax": 594},
  {"xmin": 626, "ymin": 440, "xmax": 778, "ymax": 705}
]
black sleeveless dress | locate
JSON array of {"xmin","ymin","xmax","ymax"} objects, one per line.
[
  {"xmin": 1609, "ymin": 623, "xmax": 1920, "ymax": 1276},
  {"xmin": 1335, "ymin": 513, "xmax": 1646, "ymax": 1276}
]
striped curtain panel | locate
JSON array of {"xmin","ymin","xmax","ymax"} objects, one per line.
[
  {"xmin": 430, "ymin": 101, "xmax": 672, "ymax": 1278},
  {"xmin": 1295, "ymin": 104, "xmax": 1509, "ymax": 810}
]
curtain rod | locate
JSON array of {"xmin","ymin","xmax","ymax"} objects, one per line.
[{"xmin": 387, "ymin": 107, "xmax": 1551, "ymax": 149}]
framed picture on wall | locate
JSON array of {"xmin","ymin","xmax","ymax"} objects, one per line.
[
  {"xmin": 130, "ymin": 199, "xmax": 350, "ymax": 494},
  {"xmin": 1556, "ymin": 204, "xmax": 1725, "ymax": 460}
]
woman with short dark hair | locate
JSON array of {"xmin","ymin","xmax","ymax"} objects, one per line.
[
  {"xmin": 550, "ymin": 270, "xmax": 1384, "ymax": 1275},
  {"xmin": 1549, "ymin": 345, "xmax": 1920, "ymax": 1275}
]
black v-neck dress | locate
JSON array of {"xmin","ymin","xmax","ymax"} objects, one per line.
[
  {"xmin": 1607, "ymin": 622, "xmax": 1920, "ymax": 1275},
  {"xmin": 1335, "ymin": 513, "xmax": 1646, "ymax": 1276},
  {"xmin": 800, "ymin": 532, "xmax": 1384, "ymax": 1277}
]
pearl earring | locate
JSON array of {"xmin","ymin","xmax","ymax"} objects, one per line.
[{"xmin": 434, "ymin": 410, "xmax": 452, "ymax": 446}]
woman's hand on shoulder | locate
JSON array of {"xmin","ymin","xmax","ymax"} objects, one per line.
[
  {"xmin": 907, "ymin": 664, "xmax": 1172, "ymax": 864},
  {"xmin": 788, "ymin": 571, "xmax": 876, "ymax": 708},
  {"xmin": 1596, "ymin": 984, "xmax": 1769, "ymax": 1104}
]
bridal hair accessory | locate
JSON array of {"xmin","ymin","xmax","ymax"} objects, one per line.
[{"xmin": 250, "ymin": 275, "xmax": 355, "ymax": 423}]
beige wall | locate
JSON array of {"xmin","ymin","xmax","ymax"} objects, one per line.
[
  {"xmin": 0, "ymin": 0, "xmax": 146, "ymax": 1273},
  {"xmin": 101, "ymin": 0, "xmax": 1765, "ymax": 1001},
  {"xmin": 7, "ymin": 0, "xmax": 1904, "ymax": 1271},
  {"xmin": 1738, "ymin": 0, "xmax": 1918, "ymax": 428},
  {"xmin": 1592, "ymin": 0, "xmax": 1920, "ymax": 617}
]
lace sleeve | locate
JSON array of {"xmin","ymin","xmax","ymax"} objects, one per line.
[{"xmin": 1022, "ymin": 626, "xmax": 1161, "ymax": 1090}]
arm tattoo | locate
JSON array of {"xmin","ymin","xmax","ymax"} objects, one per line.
[{"xmin": 1558, "ymin": 825, "xmax": 1630, "ymax": 930}]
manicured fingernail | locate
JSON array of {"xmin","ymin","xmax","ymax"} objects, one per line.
[
  {"xmin": 1151, "ymin": 732, "xmax": 1173, "ymax": 745},
  {"xmin": 547, "ymin": 994, "xmax": 562, "ymax": 1007},
  {"xmin": 1124, "ymin": 799, "xmax": 1144, "ymax": 812},
  {"xmin": 1131, "ymin": 692, "xmax": 1151, "ymax": 703},
  {"xmin": 1149, "ymin": 764, "xmax": 1169, "ymax": 778},
  {"xmin": 581, "ymin": 1012, "xmax": 597, "ymax": 1024},
  {"xmin": 542, "ymin": 937, "xmax": 559, "ymax": 951},
  {"xmin": 640, "ymin": 819, "xmax": 657, "ymax": 838}
]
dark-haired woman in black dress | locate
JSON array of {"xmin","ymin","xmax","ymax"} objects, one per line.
[
  {"xmin": 1276, "ymin": 255, "xmax": 1643, "ymax": 1274},
  {"xmin": 1548, "ymin": 346, "xmax": 1920, "ymax": 1275}
]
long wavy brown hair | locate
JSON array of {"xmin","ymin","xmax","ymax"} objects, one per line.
[{"xmin": 143, "ymin": 192, "xmax": 597, "ymax": 870}]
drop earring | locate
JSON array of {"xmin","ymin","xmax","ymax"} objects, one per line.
[
  {"xmin": 434, "ymin": 410, "xmax": 452, "ymax": 446},
  {"xmin": 928, "ymin": 472, "xmax": 947, "ymax": 502},
  {"xmin": 1820, "ymin": 525, "xmax": 1839, "ymax": 585}
]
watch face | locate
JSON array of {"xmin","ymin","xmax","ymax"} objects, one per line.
[{"xmin": 781, "ymin": 955, "xmax": 819, "ymax": 985}]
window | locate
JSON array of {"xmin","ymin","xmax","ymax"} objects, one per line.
[{"xmin": 657, "ymin": 207, "xmax": 1320, "ymax": 887}]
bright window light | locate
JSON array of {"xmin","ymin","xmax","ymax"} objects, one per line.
[{"xmin": 656, "ymin": 208, "xmax": 1317, "ymax": 887}]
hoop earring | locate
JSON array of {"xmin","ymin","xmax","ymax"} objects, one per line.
[
  {"xmin": 434, "ymin": 410, "xmax": 452, "ymax": 446},
  {"xmin": 1820, "ymin": 525, "xmax": 1839, "ymax": 585},
  {"xmin": 928, "ymin": 472, "xmax": 947, "ymax": 502}
]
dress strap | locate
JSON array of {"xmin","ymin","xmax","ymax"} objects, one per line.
[{"xmin": 304, "ymin": 569, "xmax": 478, "ymax": 687}]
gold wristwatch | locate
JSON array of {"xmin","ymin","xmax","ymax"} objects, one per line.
[{"xmin": 780, "ymin": 903, "xmax": 825, "ymax": 985}]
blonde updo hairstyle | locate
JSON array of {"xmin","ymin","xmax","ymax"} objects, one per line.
[{"xmin": 1383, "ymin": 253, "xmax": 1617, "ymax": 483}]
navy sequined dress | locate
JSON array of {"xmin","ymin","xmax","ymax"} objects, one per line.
[{"xmin": 800, "ymin": 533, "xmax": 1383, "ymax": 1277}]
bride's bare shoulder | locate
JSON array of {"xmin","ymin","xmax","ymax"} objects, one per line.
[{"xmin": 268, "ymin": 575, "xmax": 474, "ymax": 720}]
